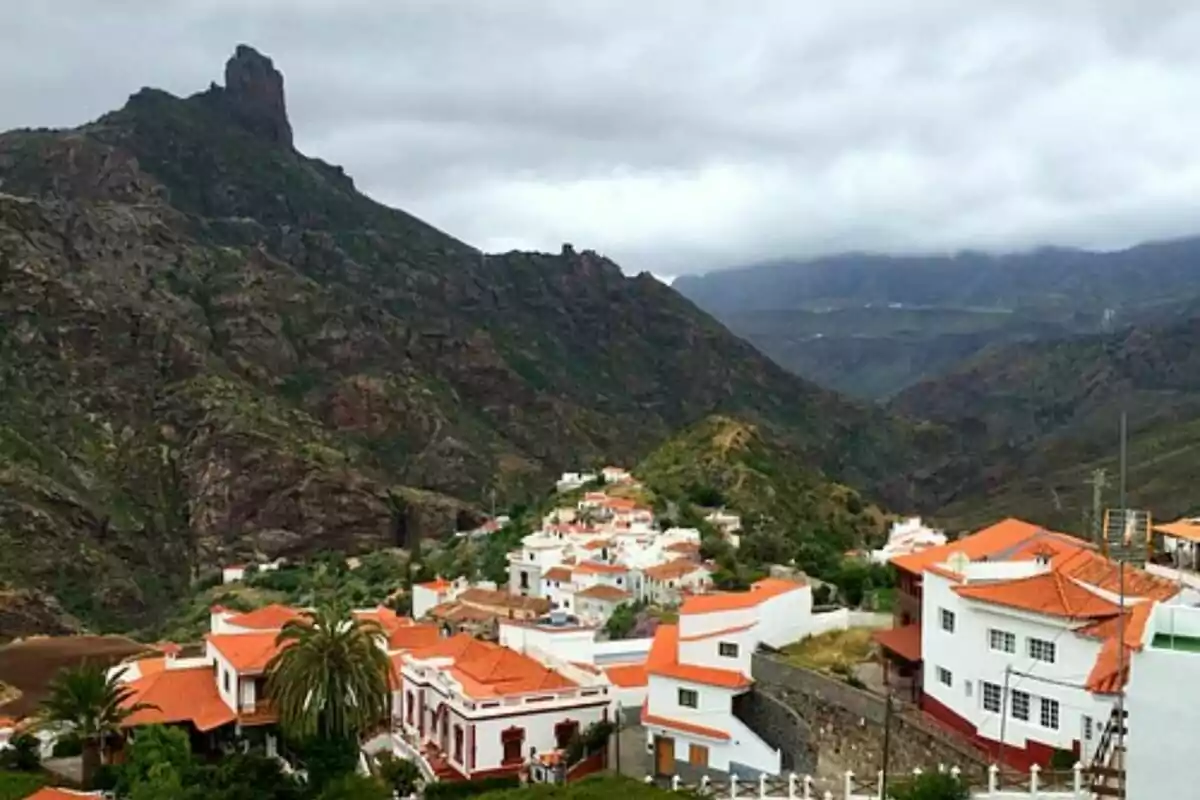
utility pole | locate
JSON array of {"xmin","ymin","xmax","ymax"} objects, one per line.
[
  {"xmin": 998, "ymin": 665, "xmax": 1012, "ymax": 788},
  {"xmin": 879, "ymin": 692, "xmax": 893, "ymax": 798},
  {"xmin": 1088, "ymin": 469, "xmax": 1108, "ymax": 546},
  {"xmin": 1115, "ymin": 413, "xmax": 1128, "ymax": 799}
]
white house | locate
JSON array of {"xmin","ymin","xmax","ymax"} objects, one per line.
[
  {"xmin": 396, "ymin": 632, "xmax": 615, "ymax": 780},
  {"xmin": 640, "ymin": 559, "xmax": 713, "ymax": 606},
  {"xmin": 1124, "ymin": 601, "xmax": 1200, "ymax": 799},
  {"xmin": 643, "ymin": 578, "xmax": 815, "ymax": 777},
  {"xmin": 556, "ymin": 472, "xmax": 598, "ymax": 493},
  {"xmin": 900, "ymin": 520, "xmax": 1180, "ymax": 770},
  {"xmin": 509, "ymin": 533, "xmax": 570, "ymax": 597},
  {"xmin": 870, "ymin": 517, "xmax": 946, "ymax": 564}
]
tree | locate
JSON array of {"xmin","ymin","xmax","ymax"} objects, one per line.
[
  {"xmin": 603, "ymin": 603, "xmax": 638, "ymax": 639},
  {"xmin": 314, "ymin": 773, "xmax": 392, "ymax": 800},
  {"xmin": 38, "ymin": 661, "xmax": 155, "ymax": 788},
  {"xmin": 888, "ymin": 771, "xmax": 970, "ymax": 800},
  {"xmin": 266, "ymin": 604, "xmax": 391, "ymax": 751},
  {"xmin": 116, "ymin": 725, "xmax": 193, "ymax": 798},
  {"xmin": 0, "ymin": 733, "xmax": 41, "ymax": 771}
]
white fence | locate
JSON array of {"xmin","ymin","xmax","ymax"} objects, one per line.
[{"xmin": 649, "ymin": 763, "xmax": 1090, "ymax": 800}]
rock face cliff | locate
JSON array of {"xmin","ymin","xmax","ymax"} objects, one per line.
[{"xmin": 0, "ymin": 46, "xmax": 929, "ymax": 631}]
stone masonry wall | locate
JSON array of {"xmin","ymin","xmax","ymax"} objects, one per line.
[
  {"xmin": 735, "ymin": 688, "xmax": 818, "ymax": 775},
  {"xmin": 751, "ymin": 654, "xmax": 989, "ymax": 783}
]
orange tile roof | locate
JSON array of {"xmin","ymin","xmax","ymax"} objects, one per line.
[
  {"xmin": 224, "ymin": 604, "xmax": 304, "ymax": 630},
  {"xmin": 1084, "ymin": 601, "xmax": 1156, "ymax": 695},
  {"xmin": 1154, "ymin": 519, "xmax": 1200, "ymax": 544},
  {"xmin": 417, "ymin": 577, "xmax": 453, "ymax": 591},
  {"xmin": 679, "ymin": 577, "xmax": 804, "ymax": 614},
  {"xmin": 1054, "ymin": 548, "xmax": 1178, "ymax": 601},
  {"xmin": 666, "ymin": 541, "xmax": 700, "ymax": 553},
  {"xmin": 645, "ymin": 624, "xmax": 751, "ymax": 689},
  {"xmin": 206, "ymin": 632, "xmax": 285, "ymax": 674},
  {"xmin": 891, "ymin": 518, "xmax": 1077, "ymax": 576},
  {"xmin": 642, "ymin": 703, "xmax": 730, "ymax": 740},
  {"xmin": 389, "ymin": 623, "xmax": 441, "ymax": 652},
  {"xmin": 25, "ymin": 790, "xmax": 104, "ymax": 800},
  {"xmin": 406, "ymin": 634, "xmax": 577, "ymax": 699},
  {"xmin": 576, "ymin": 584, "xmax": 631, "ymax": 602},
  {"xmin": 121, "ymin": 665, "xmax": 236, "ymax": 732},
  {"xmin": 872, "ymin": 623, "xmax": 922, "ymax": 662},
  {"xmin": 603, "ymin": 664, "xmax": 648, "ymax": 688},
  {"xmin": 543, "ymin": 566, "xmax": 573, "ymax": 583},
  {"xmin": 645, "ymin": 558, "xmax": 705, "ymax": 581},
  {"xmin": 574, "ymin": 561, "xmax": 628, "ymax": 575},
  {"xmin": 954, "ymin": 571, "xmax": 1121, "ymax": 620}
]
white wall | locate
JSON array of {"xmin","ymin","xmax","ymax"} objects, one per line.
[
  {"xmin": 921, "ymin": 573, "xmax": 1113, "ymax": 756},
  {"xmin": 498, "ymin": 622, "xmax": 596, "ymax": 664},
  {"xmin": 678, "ymin": 627, "xmax": 754, "ymax": 676},
  {"xmin": 207, "ymin": 645, "xmax": 239, "ymax": 713},
  {"xmin": 1127, "ymin": 606, "xmax": 1200, "ymax": 799},
  {"xmin": 756, "ymin": 587, "xmax": 814, "ymax": 648},
  {"xmin": 471, "ymin": 702, "xmax": 610, "ymax": 771},
  {"xmin": 412, "ymin": 585, "xmax": 443, "ymax": 619}
]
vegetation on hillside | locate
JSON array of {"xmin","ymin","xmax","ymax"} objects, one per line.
[
  {"xmin": 473, "ymin": 774, "xmax": 675, "ymax": 800},
  {"xmin": 0, "ymin": 45, "xmax": 928, "ymax": 635}
]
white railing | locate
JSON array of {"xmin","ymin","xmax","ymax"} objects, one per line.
[
  {"xmin": 648, "ymin": 763, "xmax": 1090, "ymax": 800},
  {"xmin": 388, "ymin": 732, "xmax": 437, "ymax": 783}
]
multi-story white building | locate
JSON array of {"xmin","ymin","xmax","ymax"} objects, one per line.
[
  {"xmin": 643, "ymin": 578, "xmax": 815, "ymax": 777},
  {"xmin": 882, "ymin": 517, "xmax": 1180, "ymax": 771},
  {"xmin": 556, "ymin": 471, "xmax": 598, "ymax": 493},
  {"xmin": 396, "ymin": 632, "xmax": 615, "ymax": 780},
  {"xmin": 640, "ymin": 559, "xmax": 713, "ymax": 605},
  {"xmin": 869, "ymin": 517, "xmax": 946, "ymax": 564}
]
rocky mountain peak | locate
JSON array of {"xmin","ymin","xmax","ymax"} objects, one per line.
[{"xmin": 223, "ymin": 44, "xmax": 293, "ymax": 148}]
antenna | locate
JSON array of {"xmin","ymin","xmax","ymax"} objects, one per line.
[{"xmin": 1087, "ymin": 469, "xmax": 1107, "ymax": 546}]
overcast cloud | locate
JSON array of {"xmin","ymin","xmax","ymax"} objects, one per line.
[{"xmin": 6, "ymin": 1, "xmax": 1200, "ymax": 276}]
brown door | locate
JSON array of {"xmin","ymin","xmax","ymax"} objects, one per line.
[
  {"xmin": 654, "ymin": 736, "xmax": 674, "ymax": 775},
  {"xmin": 688, "ymin": 744, "xmax": 709, "ymax": 767}
]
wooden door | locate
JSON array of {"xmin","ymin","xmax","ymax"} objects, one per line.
[
  {"xmin": 654, "ymin": 736, "xmax": 674, "ymax": 775},
  {"xmin": 688, "ymin": 744, "xmax": 709, "ymax": 767}
]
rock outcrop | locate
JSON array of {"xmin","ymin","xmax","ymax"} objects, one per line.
[{"xmin": 222, "ymin": 44, "xmax": 293, "ymax": 148}]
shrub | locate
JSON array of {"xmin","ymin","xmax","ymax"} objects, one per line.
[
  {"xmin": 424, "ymin": 774, "xmax": 521, "ymax": 800},
  {"xmin": 0, "ymin": 734, "xmax": 40, "ymax": 772},
  {"xmin": 888, "ymin": 771, "xmax": 969, "ymax": 800},
  {"xmin": 51, "ymin": 732, "xmax": 83, "ymax": 758},
  {"xmin": 377, "ymin": 752, "xmax": 422, "ymax": 796}
]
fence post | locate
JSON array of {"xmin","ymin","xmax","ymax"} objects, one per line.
[
  {"xmin": 787, "ymin": 773, "xmax": 797, "ymax": 800},
  {"xmin": 760, "ymin": 773, "xmax": 768, "ymax": 799},
  {"xmin": 875, "ymin": 770, "xmax": 883, "ymax": 800},
  {"xmin": 843, "ymin": 771, "xmax": 853, "ymax": 799},
  {"xmin": 672, "ymin": 775, "xmax": 681, "ymax": 792},
  {"xmin": 730, "ymin": 773, "xmax": 739, "ymax": 800},
  {"xmin": 949, "ymin": 766, "xmax": 961, "ymax": 782},
  {"xmin": 702, "ymin": 775, "xmax": 711, "ymax": 795},
  {"xmin": 1030, "ymin": 763, "xmax": 1040, "ymax": 797},
  {"xmin": 645, "ymin": 776, "xmax": 654, "ymax": 784},
  {"xmin": 802, "ymin": 774, "xmax": 814, "ymax": 800},
  {"xmin": 822, "ymin": 792, "xmax": 832, "ymax": 800},
  {"xmin": 1072, "ymin": 762, "xmax": 1083, "ymax": 796},
  {"xmin": 987, "ymin": 764, "xmax": 998, "ymax": 794}
]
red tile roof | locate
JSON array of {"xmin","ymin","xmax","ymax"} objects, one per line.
[
  {"xmin": 25, "ymin": 790, "xmax": 104, "ymax": 800},
  {"xmin": 679, "ymin": 577, "xmax": 803, "ymax": 614},
  {"xmin": 954, "ymin": 571, "xmax": 1121, "ymax": 620},
  {"xmin": 121, "ymin": 665, "xmax": 237, "ymax": 732},
  {"xmin": 1082, "ymin": 602, "xmax": 1156, "ymax": 695},
  {"xmin": 206, "ymin": 632, "xmax": 285, "ymax": 674},
  {"xmin": 543, "ymin": 566, "xmax": 573, "ymax": 583},
  {"xmin": 574, "ymin": 561, "xmax": 628, "ymax": 575},
  {"xmin": 678, "ymin": 623, "xmax": 755, "ymax": 642},
  {"xmin": 388, "ymin": 623, "xmax": 441, "ymax": 652},
  {"xmin": 872, "ymin": 623, "xmax": 922, "ymax": 662},
  {"xmin": 642, "ymin": 701, "xmax": 730, "ymax": 740},
  {"xmin": 406, "ymin": 634, "xmax": 577, "ymax": 699},
  {"xmin": 224, "ymin": 604, "xmax": 304, "ymax": 631},
  {"xmin": 645, "ymin": 558, "xmax": 705, "ymax": 581},
  {"xmin": 645, "ymin": 624, "xmax": 751, "ymax": 689},
  {"xmin": 417, "ymin": 577, "xmax": 453, "ymax": 591}
]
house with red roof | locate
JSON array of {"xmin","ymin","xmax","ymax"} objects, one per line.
[
  {"xmin": 642, "ymin": 577, "xmax": 811, "ymax": 777},
  {"xmin": 395, "ymin": 632, "xmax": 615, "ymax": 780},
  {"xmin": 878, "ymin": 517, "xmax": 1182, "ymax": 772},
  {"xmin": 107, "ymin": 604, "xmax": 439, "ymax": 759}
]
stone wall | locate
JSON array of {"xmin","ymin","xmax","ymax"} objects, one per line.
[
  {"xmin": 733, "ymin": 689, "xmax": 817, "ymax": 775},
  {"xmin": 751, "ymin": 654, "xmax": 989, "ymax": 782}
]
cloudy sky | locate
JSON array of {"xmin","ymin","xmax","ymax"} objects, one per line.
[{"xmin": 6, "ymin": 1, "xmax": 1200, "ymax": 277}]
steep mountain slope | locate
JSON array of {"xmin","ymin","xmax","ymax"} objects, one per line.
[
  {"xmin": 637, "ymin": 415, "xmax": 886, "ymax": 574},
  {"xmin": 673, "ymin": 247, "xmax": 1200, "ymax": 398},
  {"xmin": 0, "ymin": 46, "xmax": 928, "ymax": 630},
  {"xmin": 892, "ymin": 318, "xmax": 1200, "ymax": 530}
]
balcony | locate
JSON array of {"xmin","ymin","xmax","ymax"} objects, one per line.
[{"xmin": 238, "ymin": 700, "xmax": 279, "ymax": 726}]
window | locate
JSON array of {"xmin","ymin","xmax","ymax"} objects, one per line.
[
  {"xmin": 982, "ymin": 681, "xmax": 1002, "ymax": 713},
  {"xmin": 1028, "ymin": 637, "xmax": 1057, "ymax": 663},
  {"xmin": 520, "ymin": 572, "xmax": 530, "ymax": 590},
  {"xmin": 555, "ymin": 719, "xmax": 579, "ymax": 749},
  {"xmin": 718, "ymin": 642, "xmax": 739, "ymax": 658},
  {"xmin": 678, "ymin": 688, "xmax": 699, "ymax": 708},
  {"xmin": 688, "ymin": 744, "xmax": 709, "ymax": 767},
  {"xmin": 501, "ymin": 727, "xmax": 525, "ymax": 765},
  {"xmin": 989, "ymin": 629, "xmax": 1016, "ymax": 653},
  {"xmin": 964, "ymin": 680, "xmax": 973, "ymax": 698},
  {"xmin": 1040, "ymin": 697, "xmax": 1060, "ymax": 730},
  {"xmin": 454, "ymin": 725, "xmax": 464, "ymax": 763},
  {"xmin": 406, "ymin": 691, "xmax": 415, "ymax": 725},
  {"xmin": 1011, "ymin": 689, "xmax": 1030, "ymax": 722},
  {"xmin": 617, "ymin": 576, "xmax": 624, "ymax": 585},
  {"xmin": 937, "ymin": 667, "xmax": 952, "ymax": 687},
  {"xmin": 223, "ymin": 670, "xmax": 230, "ymax": 694},
  {"xmin": 940, "ymin": 608, "xmax": 956, "ymax": 633},
  {"xmin": 1083, "ymin": 716, "xmax": 1094, "ymax": 741}
]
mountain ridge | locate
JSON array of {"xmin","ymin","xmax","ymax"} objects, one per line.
[{"xmin": 0, "ymin": 45, "xmax": 930, "ymax": 631}]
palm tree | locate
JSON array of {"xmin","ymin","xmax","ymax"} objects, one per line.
[
  {"xmin": 266, "ymin": 605, "xmax": 392, "ymax": 745},
  {"xmin": 39, "ymin": 661, "xmax": 155, "ymax": 788}
]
